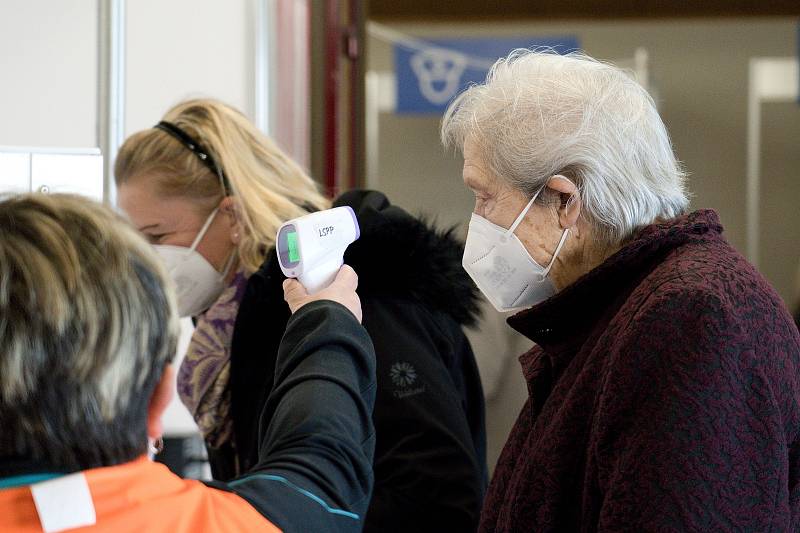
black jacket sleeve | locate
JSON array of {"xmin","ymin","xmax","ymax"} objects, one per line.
[
  {"xmin": 361, "ymin": 298, "xmax": 486, "ymax": 533},
  {"xmin": 212, "ymin": 300, "xmax": 377, "ymax": 533}
]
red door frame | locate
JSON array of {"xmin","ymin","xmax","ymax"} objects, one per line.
[
  {"xmin": 321, "ymin": 0, "xmax": 363, "ymax": 197},
  {"xmin": 323, "ymin": 0, "xmax": 340, "ymax": 196}
]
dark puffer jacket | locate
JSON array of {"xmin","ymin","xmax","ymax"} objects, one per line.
[
  {"xmin": 210, "ymin": 190, "xmax": 488, "ymax": 532},
  {"xmin": 482, "ymin": 209, "xmax": 800, "ymax": 532}
]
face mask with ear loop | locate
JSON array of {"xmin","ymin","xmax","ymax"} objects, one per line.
[
  {"xmin": 462, "ymin": 182, "xmax": 571, "ymax": 312},
  {"xmin": 154, "ymin": 208, "xmax": 236, "ymax": 318},
  {"xmin": 151, "ymin": 120, "xmax": 237, "ymax": 318}
]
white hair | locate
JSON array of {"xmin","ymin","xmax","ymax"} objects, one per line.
[{"xmin": 441, "ymin": 49, "xmax": 689, "ymax": 244}]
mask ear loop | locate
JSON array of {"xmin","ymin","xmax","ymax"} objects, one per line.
[
  {"xmin": 539, "ymin": 174, "xmax": 575, "ymax": 277},
  {"xmin": 188, "ymin": 205, "xmax": 239, "ymax": 277},
  {"xmin": 507, "ymin": 185, "xmax": 545, "ymax": 237},
  {"xmin": 540, "ymin": 228, "xmax": 570, "ymax": 278},
  {"xmin": 188, "ymin": 207, "xmax": 220, "ymax": 253},
  {"xmin": 510, "ymin": 180, "xmax": 571, "ymax": 282},
  {"xmin": 219, "ymin": 245, "xmax": 237, "ymax": 278}
]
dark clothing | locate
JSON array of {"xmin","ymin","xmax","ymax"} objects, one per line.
[
  {"xmin": 1, "ymin": 301, "xmax": 376, "ymax": 533},
  {"xmin": 482, "ymin": 210, "xmax": 800, "ymax": 532},
  {"xmin": 210, "ymin": 301, "xmax": 376, "ymax": 532},
  {"xmin": 212, "ymin": 190, "xmax": 487, "ymax": 532}
]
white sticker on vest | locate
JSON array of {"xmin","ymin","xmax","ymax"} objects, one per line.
[{"xmin": 31, "ymin": 473, "xmax": 97, "ymax": 532}]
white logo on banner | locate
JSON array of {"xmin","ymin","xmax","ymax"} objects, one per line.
[{"xmin": 410, "ymin": 48, "xmax": 468, "ymax": 105}]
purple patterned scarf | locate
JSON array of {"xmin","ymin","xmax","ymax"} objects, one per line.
[{"xmin": 177, "ymin": 269, "xmax": 249, "ymax": 449}]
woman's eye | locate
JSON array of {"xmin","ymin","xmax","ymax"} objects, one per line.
[
  {"xmin": 476, "ymin": 195, "xmax": 493, "ymax": 208},
  {"xmin": 147, "ymin": 233, "xmax": 166, "ymax": 244},
  {"xmin": 474, "ymin": 196, "xmax": 491, "ymax": 216}
]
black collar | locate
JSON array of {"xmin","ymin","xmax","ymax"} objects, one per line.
[{"xmin": 0, "ymin": 456, "xmax": 73, "ymax": 480}]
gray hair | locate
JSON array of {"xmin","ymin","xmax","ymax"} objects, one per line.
[
  {"xmin": 442, "ymin": 49, "xmax": 689, "ymax": 244},
  {"xmin": 0, "ymin": 193, "xmax": 179, "ymax": 469}
]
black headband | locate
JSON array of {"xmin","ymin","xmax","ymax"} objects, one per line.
[{"xmin": 153, "ymin": 121, "xmax": 230, "ymax": 194}]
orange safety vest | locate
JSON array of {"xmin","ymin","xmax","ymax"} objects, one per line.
[{"xmin": 0, "ymin": 457, "xmax": 281, "ymax": 532}]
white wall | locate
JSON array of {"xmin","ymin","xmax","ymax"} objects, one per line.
[
  {"xmin": 0, "ymin": 0, "xmax": 99, "ymax": 147},
  {"xmin": 0, "ymin": 0, "xmax": 259, "ymax": 159},
  {"xmin": 0, "ymin": 0, "xmax": 264, "ymax": 437},
  {"xmin": 125, "ymin": 0, "xmax": 256, "ymax": 135}
]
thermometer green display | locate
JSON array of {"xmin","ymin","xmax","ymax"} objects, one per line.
[
  {"xmin": 286, "ymin": 231, "xmax": 300, "ymax": 263},
  {"xmin": 276, "ymin": 206, "xmax": 360, "ymax": 294}
]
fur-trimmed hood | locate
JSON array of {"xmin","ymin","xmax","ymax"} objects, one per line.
[
  {"xmin": 333, "ymin": 189, "xmax": 481, "ymax": 327},
  {"xmin": 226, "ymin": 190, "xmax": 487, "ymax": 523}
]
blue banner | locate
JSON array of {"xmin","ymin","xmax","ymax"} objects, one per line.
[{"xmin": 395, "ymin": 36, "xmax": 580, "ymax": 114}]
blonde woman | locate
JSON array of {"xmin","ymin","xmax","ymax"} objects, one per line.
[
  {"xmin": 115, "ymin": 99, "xmax": 487, "ymax": 532},
  {"xmin": 0, "ymin": 193, "xmax": 374, "ymax": 532}
]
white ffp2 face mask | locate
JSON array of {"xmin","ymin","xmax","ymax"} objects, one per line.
[
  {"xmin": 462, "ymin": 187, "xmax": 569, "ymax": 312},
  {"xmin": 154, "ymin": 208, "xmax": 234, "ymax": 318}
]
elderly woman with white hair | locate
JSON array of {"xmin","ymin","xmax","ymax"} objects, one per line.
[{"xmin": 442, "ymin": 50, "xmax": 800, "ymax": 531}]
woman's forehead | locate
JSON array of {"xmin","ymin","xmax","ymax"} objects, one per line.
[{"xmin": 118, "ymin": 181, "xmax": 202, "ymax": 230}]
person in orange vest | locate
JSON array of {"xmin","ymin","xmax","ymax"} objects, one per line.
[{"xmin": 0, "ymin": 193, "xmax": 375, "ymax": 533}]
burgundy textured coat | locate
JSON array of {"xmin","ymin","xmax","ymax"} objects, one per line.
[{"xmin": 482, "ymin": 210, "xmax": 800, "ymax": 532}]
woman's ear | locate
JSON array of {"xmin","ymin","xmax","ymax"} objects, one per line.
[
  {"xmin": 219, "ymin": 196, "xmax": 243, "ymax": 244},
  {"xmin": 547, "ymin": 175, "xmax": 581, "ymax": 230}
]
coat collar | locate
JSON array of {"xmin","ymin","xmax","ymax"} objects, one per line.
[
  {"xmin": 0, "ymin": 456, "xmax": 181, "ymax": 497},
  {"xmin": 254, "ymin": 189, "xmax": 482, "ymax": 326},
  {"xmin": 333, "ymin": 189, "xmax": 481, "ymax": 326},
  {"xmin": 508, "ymin": 210, "xmax": 724, "ymax": 357}
]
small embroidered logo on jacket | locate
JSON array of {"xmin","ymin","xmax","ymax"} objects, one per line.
[
  {"xmin": 390, "ymin": 362, "xmax": 426, "ymax": 399},
  {"xmin": 390, "ymin": 362, "xmax": 417, "ymax": 387}
]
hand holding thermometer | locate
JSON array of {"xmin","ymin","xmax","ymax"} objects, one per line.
[{"xmin": 276, "ymin": 206, "xmax": 361, "ymax": 294}]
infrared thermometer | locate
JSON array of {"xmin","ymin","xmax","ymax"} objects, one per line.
[{"xmin": 276, "ymin": 206, "xmax": 361, "ymax": 294}]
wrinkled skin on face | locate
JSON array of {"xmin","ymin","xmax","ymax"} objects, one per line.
[{"xmin": 461, "ymin": 139, "xmax": 615, "ymax": 291}]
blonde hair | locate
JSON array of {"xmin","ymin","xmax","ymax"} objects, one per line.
[
  {"xmin": 0, "ymin": 193, "xmax": 179, "ymax": 469},
  {"xmin": 115, "ymin": 98, "xmax": 330, "ymax": 273}
]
